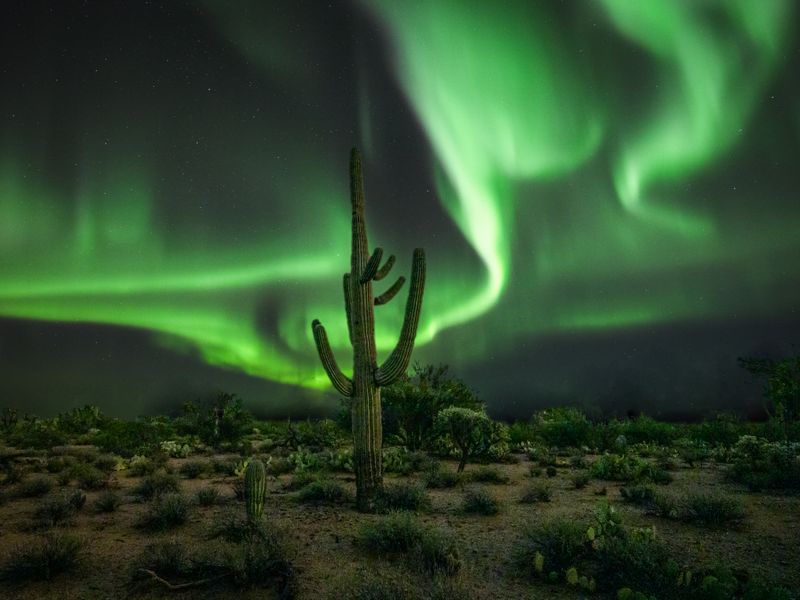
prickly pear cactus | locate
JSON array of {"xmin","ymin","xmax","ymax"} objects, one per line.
[{"xmin": 244, "ymin": 458, "xmax": 267, "ymax": 522}]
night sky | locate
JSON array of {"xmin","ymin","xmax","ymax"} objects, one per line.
[{"xmin": 1, "ymin": 1, "xmax": 798, "ymax": 419}]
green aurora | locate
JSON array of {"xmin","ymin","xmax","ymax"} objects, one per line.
[{"xmin": 0, "ymin": 0, "xmax": 798, "ymax": 414}]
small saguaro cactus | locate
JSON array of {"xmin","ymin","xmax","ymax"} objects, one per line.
[
  {"xmin": 244, "ymin": 458, "xmax": 267, "ymax": 522},
  {"xmin": 311, "ymin": 148, "xmax": 426, "ymax": 512}
]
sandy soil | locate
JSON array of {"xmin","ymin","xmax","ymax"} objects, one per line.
[{"xmin": 0, "ymin": 453, "xmax": 798, "ymax": 600}]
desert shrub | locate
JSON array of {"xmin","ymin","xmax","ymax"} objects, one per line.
[
  {"xmin": 232, "ymin": 478, "xmax": 245, "ymax": 501},
  {"xmin": 693, "ymin": 413, "xmax": 747, "ymax": 446},
  {"xmin": 283, "ymin": 472, "xmax": 316, "ymax": 491},
  {"xmin": 196, "ymin": 486, "xmax": 222, "ymax": 506},
  {"xmin": 45, "ymin": 456, "xmax": 75, "ymax": 474},
  {"xmin": 572, "ymin": 472, "xmax": 590, "ymax": 489},
  {"xmin": 93, "ymin": 418, "xmax": 171, "ymax": 457},
  {"xmin": 18, "ymin": 475, "xmax": 52, "ymax": 498},
  {"xmin": 92, "ymin": 454, "xmax": 119, "ymax": 473},
  {"xmin": 380, "ymin": 364, "xmax": 483, "ymax": 452},
  {"xmin": 508, "ymin": 420, "xmax": 537, "ymax": 446},
  {"xmin": 382, "ymin": 447, "xmax": 414, "ymax": 475},
  {"xmin": 514, "ymin": 517, "xmax": 588, "ymax": 575},
  {"xmin": 0, "ymin": 532, "xmax": 82, "ymax": 582},
  {"xmin": 133, "ymin": 534, "xmax": 294, "ymax": 595},
  {"xmin": 54, "ymin": 405, "xmax": 105, "ymax": 435},
  {"xmin": 652, "ymin": 492, "xmax": 681, "ymax": 519},
  {"xmin": 266, "ymin": 456, "xmax": 295, "ymax": 476},
  {"xmin": 34, "ymin": 492, "xmax": 84, "ymax": 527},
  {"xmin": 435, "ymin": 407, "xmax": 496, "ymax": 472},
  {"xmin": 613, "ymin": 416, "xmax": 678, "ymax": 447},
  {"xmin": 528, "ymin": 465, "xmax": 543, "ymax": 478},
  {"xmin": 223, "ymin": 532, "xmax": 296, "ymax": 592},
  {"xmin": 127, "ymin": 455, "xmax": 156, "ymax": 476},
  {"xmin": 132, "ymin": 539, "xmax": 195, "ymax": 580},
  {"xmin": 67, "ymin": 489, "xmax": 86, "ymax": 510},
  {"xmin": 134, "ymin": 471, "xmax": 180, "ymax": 500},
  {"xmin": 296, "ymin": 478, "xmax": 351, "ymax": 505},
  {"xmin": 173, "ymin": 393, "xmax": 253, "ymax": 448},
  {"xmin": 590, "ymin": 453, "xmax": 671, "ymax": 484},
  {"xmin": 138, "ymin": 492, "xmax": 190, "ymax": 530},
  {"xmin": 93, "ymin": 490, "xmax": 121, "ymax": 513},
  {"xmin": 619, "ymin": 485, "xmax": 656, "ymax": 506},
  {"xmin": 357, "ymin": 512, "xmax": 460, "ymax": 576},
  {"xmin": 596, "ymin": 528, "xmax": 678, "ymax": 596},
  {"xmin": 179, "ymin": 460, "xmax": 208, "ymax": 479},
  {"xmin": 6, "ymin": 420, "xmax": 67, "ymax": 450},
  {"xmin": 677, "ymin": 442, "xmax": 712, "ymax": 467},
  {"xmin": 739, "ymin": 355, "xmax": 800, "ymax": 441},
  {"xmin": 210, "ymin": 458, "xmax": 239, "ymax": 476},
  {"xmin": 423, "ymin": 463, "xmax": 462, "ymax": 488},
  {"xmin": 289, "ymin": 418, "xmax": 345, "ymax": 450},
  {"xmin": 377, "ymin": 483, "xmax": 430, "ymax": 513},
  {"xmin": 532, "ymin": 407, "xmax": 593, "ymax": 448},
  {"xmin": 570, "ymin": 454, "xmax": 587, "ymax": 469},
  {"xmin": 726, "ymin": 436, "xmax": 800, "ymax": 491},
  {"xmin": 461, "ymin": 486, "xmax": 500, "ymax": 515},
  {"xmin": 682, "ymin": 493, "xmax": 745, "ymax": 528},
  {"xmin": 69, "ymin": 463, "xmax": 107, "ymax": 490},
  {"xmin": 520, "ymin": 483, "xmax": 551, "ymax": 503},
  {"xmin": 470, "ymin": 466, "xmax": 510, "ymax": 484}
]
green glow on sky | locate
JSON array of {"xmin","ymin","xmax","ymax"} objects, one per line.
[
  {"xmin": 599, "ymin": 0, "xmax": 791, "ymax": 235},
  {"xmin": 0, "ymin": 0, "xmax": 798, "ymax": 400}
]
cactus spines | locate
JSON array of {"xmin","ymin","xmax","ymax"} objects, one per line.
[
  {"xmin": 244, "ymin": 458, "xmax": 267, "ymax": 522},
  {"xmin": 311, "ymin": 148, "xmax": 426, "ymax": 512}
]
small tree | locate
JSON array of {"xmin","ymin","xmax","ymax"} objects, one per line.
[
  {"xmin": 739, "ymin": 355, "xmax": 800, "ymax": 441},
  {"xmin": 435, "ymin": 407, "xmax": 494, "ymax": 472},
  {"xmin": 382, "ymin": 363, "xmax": 483, "ymax": 451}
]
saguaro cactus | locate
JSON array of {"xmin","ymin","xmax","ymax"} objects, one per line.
[
  {"xmin": 244, "ymin": 458, "xmax": 267, "ymax": 522},
  {"xmin": 312, "ymin": 148, "xmax": 426, "ymax": 512}
]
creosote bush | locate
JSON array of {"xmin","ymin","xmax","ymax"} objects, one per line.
[
  {"xmin": 515, "ymin": 517, "xmax": 587, "ymax": 575},
  {"xmin": 1, "ymin": 532, "xmax": 83, "ymax": 582},
  {"xmin": 423, "ymin": 463, "xmax": 462, "ymax": 488},
  {"xmin": 470, "ymin": 466, "xmax": 510, "ymax": 484},
  {"xmin": 179, "ymin": 460, "xmax": 208, "ymax": 479},
  {"xmin": 134, "ymin": 471, "xmax": 180, "ymax": 500},
  {"xmin": 133, "ymin": 527, "xmax": 295, "ymax": 595},
  {"xmin": 620, "ymin": 485, "xmax": 656, "ymax": 506},
  {"xmin": 520, "ymin": 483, "xmax": 551, "ymax": 503},
  {"xmin": 295, "ymin": 478, "xmax": 352, "ymax": 505},
  {"xmin": 137, "ymin": 492, "xmax": 191, "ymax": 530},
  {"xmin": 196, "ymin": 486, "xmax": 222, "ymax": 507},
  {"xmin": 681, "ymin": 492, "xmax": 745, "ymax": 528},
  {"xmin": 19, "ymin": 475, "xmax": 52, "ymax": 498},
  {"xmin": 357, "ymin": 512, "xmax": 460, "ymax": 576},
  {"xmin": 377, "ymin": 483, "xmax": 431, "ymax": 513},
  {"xmin": 461, "ymin": 486, "xmax": 501, "ymax": 515},
  {"xmin": 572, "ymin": 472, "xmax": 590, "ymax": 489},
  {"xmin": 93, "ymin": 490, "xmax": 122, "ymax": 513}
]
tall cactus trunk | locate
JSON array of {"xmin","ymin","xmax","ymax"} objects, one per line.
[{"xmin": 312, "ymin": 148, "xmax": 426, "ymax": 512}]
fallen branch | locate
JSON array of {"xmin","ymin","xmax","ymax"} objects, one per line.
[{"xmin": 136, "ymin": 568, "xmax": 228, "ymax": 591}]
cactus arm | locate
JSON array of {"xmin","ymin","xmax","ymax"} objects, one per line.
[
  {"xmin": 373, "ymin": 254, "xmax": 395, "ymax": 281},
  {"xmin": 374, "ymin": 248, "xmax": 426, "ymax": 386},
  {"xmin": 343, "ymin": 274, "xmax": 354, "ymax": 345},
  {"xmin": 361, "ymin": 247, "xmax": 384, "ymax": 283},
  {"xmin": 374, "ymin": 276, "xmax": 405, "ymax": 306},
  {"xmin": 311, "ymin": 319, "xmax": 353, "ymax": 396}
]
